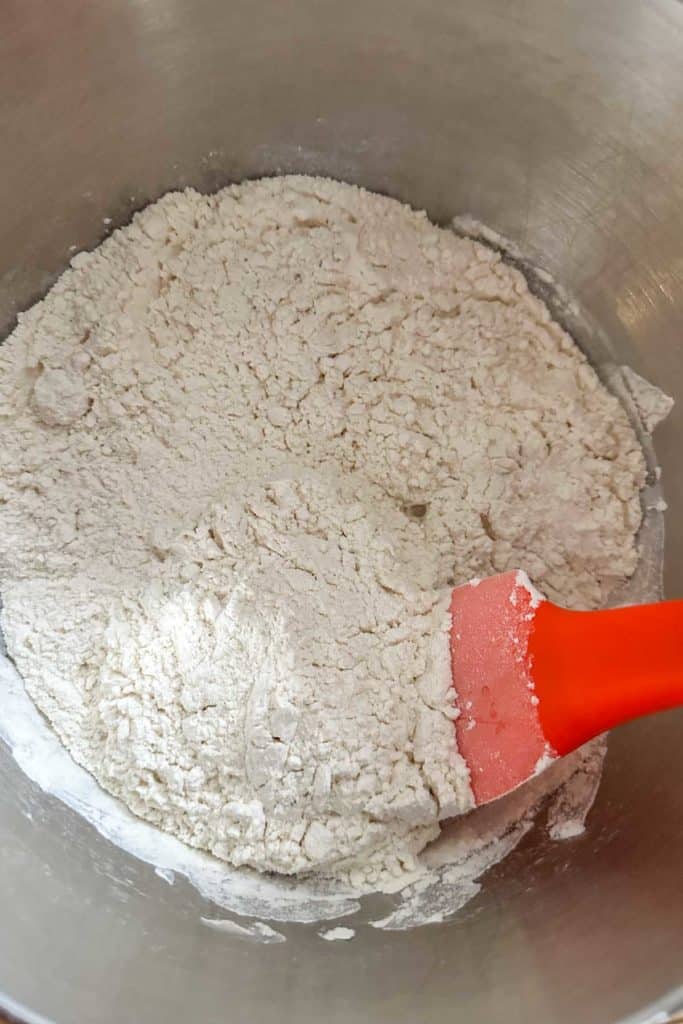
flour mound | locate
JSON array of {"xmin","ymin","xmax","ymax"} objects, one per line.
[
  {"xmin": 93, "ymin": 475, "xmax": 465, "ymax": 880},
  {"xmin": 0, "ymin": 175, "xmax": 646, "ymax": 886}
]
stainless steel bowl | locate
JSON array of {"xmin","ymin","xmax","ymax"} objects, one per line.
[{"xmin": 2, "ymin": 1, "xmax": 683, "ymax": 1022}]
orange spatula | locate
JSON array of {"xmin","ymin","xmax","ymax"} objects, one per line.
[{"xmin": 450, "ymin": 570, "xmax": 683, "ymax": 806}]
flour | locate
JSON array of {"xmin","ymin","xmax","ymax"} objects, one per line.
[
  {"xmin": 0, "ymin": 175, "xmax": 646, "ymax": 888},
  {"xmin": 620, "ymin": 366, "xmax": 675, "ymax": 435},
  {"xmin": 200, "ymin": 917, "xmax": 286, "ymax": 943},
  {"xmin": 320, "ymin": 926, "xmax": 356, "ymax": 941},
  {"xmin": 50, "ymin": 475, "xmax": 466, "ymax": 883}
]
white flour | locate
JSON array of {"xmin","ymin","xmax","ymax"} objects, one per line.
[
  {"xmin": 320, "ymin": 927, "xmax": 356, "ymax": 941},
  {"xmin": 0, "ymin": 175, "xmax": 646, "ymax": 888}
]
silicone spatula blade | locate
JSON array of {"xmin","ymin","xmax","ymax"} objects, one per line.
[{"xmin": 450, "ymin": 571, "xmax": 683, "ymax": 806}]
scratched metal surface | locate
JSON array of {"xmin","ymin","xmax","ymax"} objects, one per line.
[{"xmin": 1, "ymin": 1, "xmax": 683, "ymax": 1023}]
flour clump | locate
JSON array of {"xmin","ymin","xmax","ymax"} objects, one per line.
[{"xmin": 0, "ymin": 176, "xmax": 646, "ymax": 886}]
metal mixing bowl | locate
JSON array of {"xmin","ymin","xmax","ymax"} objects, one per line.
[{"xmin": 1, "ymin": 1, "xmax": 683, "ymax": 1021}]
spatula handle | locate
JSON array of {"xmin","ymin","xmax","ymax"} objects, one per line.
[{"xmin": 530, "ymin": 599, "xmax": 683, "ymax": 754}]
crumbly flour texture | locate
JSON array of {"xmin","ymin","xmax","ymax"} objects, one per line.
[{"xmin": 0, "ymin": 176, "xmax": 646, "ymax": 889}]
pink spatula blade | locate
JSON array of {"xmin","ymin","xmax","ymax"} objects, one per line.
[{"xmin": 450, "ymin": 571, "xmax": 556, "ymax": 805}]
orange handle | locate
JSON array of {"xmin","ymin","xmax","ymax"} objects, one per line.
[{"xmin": 530, "ymin": 599, "xmax": 683, "ymax": 755}]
